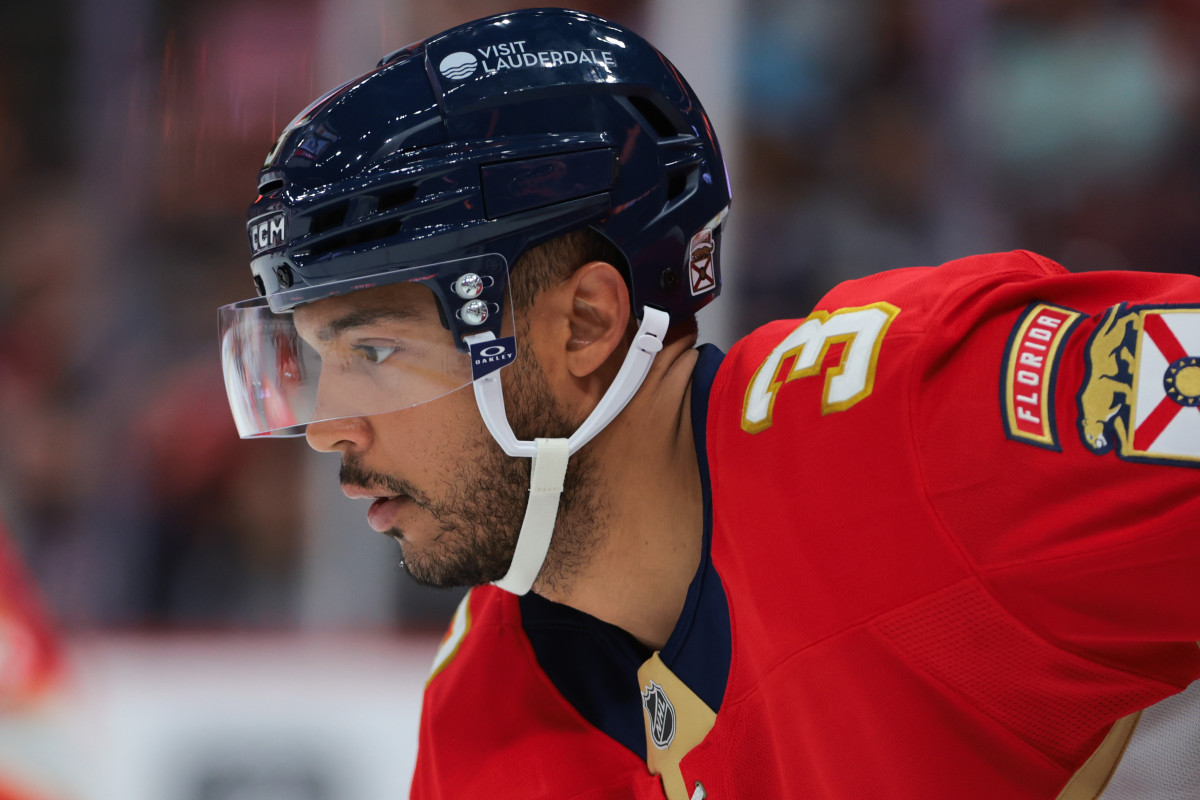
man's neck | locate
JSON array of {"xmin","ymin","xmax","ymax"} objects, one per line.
[{"xmin": 535, "ymin": 342, "xmax": 704, "ymax": 650}]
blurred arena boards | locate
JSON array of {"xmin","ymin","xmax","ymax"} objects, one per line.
[{"xmin": 67, "ymin": 633, "xmax": 438, "ymax": 800}]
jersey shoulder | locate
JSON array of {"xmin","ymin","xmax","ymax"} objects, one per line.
[
  {"xmin": 729, "ymin": 249, "xmax": 1064, "ymax": 365},
  {"xmin": 814, "ymin": 249, "xmax": 1065, "ymax": 315},
  {"xmin": 715, "ymin": 250, "xmax": 1058, "ymax": 436},
  {"xmin": 716, "ymin": 248, "xmax": 1200, "ymax": 434},
  {"xmin": 710, "ymin": 250, "xmax": 1200, "ymax": 674},
  {"xmin": 711, "ymin": 247, "xmax": 1200, "ymax": 544}
]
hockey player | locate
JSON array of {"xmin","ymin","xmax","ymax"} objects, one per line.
[{"xmin": 218, "ymin": 9, "xmax": 1200, "ymax": 799}]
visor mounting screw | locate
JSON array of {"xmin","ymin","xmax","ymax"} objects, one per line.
[
  {"xmin": 276, "ymin": 265, "xmax": 294, "ymax": 289},
  {"xmin": 659, "ymin": 267, "xmax": 678, "ymax": 290},
  {"xmin": 460, "ymin": 299, "xmax": 489, "ymax": 326},
  {"xmin": 453, "ymin": 273, "xmax": 484, "ymax": 299}
]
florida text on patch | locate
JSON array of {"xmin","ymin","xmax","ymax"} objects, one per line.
[{"xmin": 1001, "ymin": 302, "xmax": 1082, "ymax": 450}]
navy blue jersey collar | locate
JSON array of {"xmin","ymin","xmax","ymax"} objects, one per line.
[
  {"xmin": 519, "ymin": 343, "xmax": 730, "ymax": 760},
  {"xmin": 658, "ymin": 343, "xmax": 731, "ymax": 712}
]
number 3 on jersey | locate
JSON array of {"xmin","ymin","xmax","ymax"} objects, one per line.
[{"xmin": 742, "ymin": 302, "xmax": 900, "ymax": 433}]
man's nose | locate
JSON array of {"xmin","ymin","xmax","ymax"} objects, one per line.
[{"xmin": 305, "ymin": 414, "xmax": 372, "ymax": 454}]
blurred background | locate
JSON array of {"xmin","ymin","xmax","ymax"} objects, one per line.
[{"xmin": 0, "ymin": 0, "xmax": 1197, "ymax": 797}]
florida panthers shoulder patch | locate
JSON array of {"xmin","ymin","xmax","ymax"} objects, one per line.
[
  {"xmin": 1077, "ymin": 304, "xmax": 1200, "ymax": 467},
  {"xmin": 1001, "ymin": 302, "xmax": 1083, "ymax": 450}
]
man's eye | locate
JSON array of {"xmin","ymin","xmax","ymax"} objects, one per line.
[{"xmin": 353, "ymin": 345, "xmax": 399, "ymax": 364}]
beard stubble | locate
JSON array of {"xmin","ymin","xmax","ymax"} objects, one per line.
[{"xmin": 340, "ymin": 349, "xmax": 604, "ymax": 591}]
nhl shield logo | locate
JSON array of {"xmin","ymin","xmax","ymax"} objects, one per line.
[{"xmin": 641, "ymin": 680, "xmax": 676, "ymax": 750}]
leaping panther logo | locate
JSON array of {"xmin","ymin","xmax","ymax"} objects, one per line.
[
  {"xmin": 1078, "ymin": 303, "xmax": 1200, "ymax": 466},
  {"xmin": 1078, "ymin": 306, "xmax": 1140, "ymax": 453}
]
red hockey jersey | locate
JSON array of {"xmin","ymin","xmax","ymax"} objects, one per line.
[{"xmin": 411, "ymin": 250, "xmax": 1200, "ymax": 799}]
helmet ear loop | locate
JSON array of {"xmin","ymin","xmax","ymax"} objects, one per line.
[
  {"xmin": 466, "ymin": 306, "xmax": 669, "ymax": 595},
  {"xmin": 466, "ymin": 306, "xmax": 668, "ymax": 459}
]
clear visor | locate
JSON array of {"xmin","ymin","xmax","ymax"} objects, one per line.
[{"xmin": 219, "ymin": 256, "xmax": 511, "ymax": 437}]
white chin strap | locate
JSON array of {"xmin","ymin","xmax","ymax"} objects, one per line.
[{"xmin": 464, "ymin": 306, "xmax": 669, "ymax": 595}]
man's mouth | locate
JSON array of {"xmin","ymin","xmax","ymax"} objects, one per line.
[
  {"xmin": 341, "ymin": 484, "xmax": 412, "ymax": 533},
  {"xmin": 366, "ymin": 495, "xmax": 411, "ymax": 533}
]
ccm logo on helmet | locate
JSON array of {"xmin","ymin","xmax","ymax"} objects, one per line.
[{"xmin": 248, "ymin": 213, "xmax": 287, "ymax": 255}]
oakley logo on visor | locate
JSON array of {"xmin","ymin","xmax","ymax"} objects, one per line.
[
  {"xmin": 470, "ymin": 337, "xmax": 516, "ymax": 380},
  {"xmin": 249, "ymin": 213, "xmax": 288, "ymax": 255}
]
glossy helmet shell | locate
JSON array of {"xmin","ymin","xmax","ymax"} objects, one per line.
[{"xmin": 246, "ymin": 7, "xmax": 730, "ymax": 348}]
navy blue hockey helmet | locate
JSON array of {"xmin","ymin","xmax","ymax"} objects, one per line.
[{"xmin": 220, "ymin": 8, "xmax": 730, "ymax": 438}]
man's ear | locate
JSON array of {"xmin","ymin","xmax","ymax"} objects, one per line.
[{"xmin": 562, "ymin": 260, "xmax": 631, "ymax": 379}]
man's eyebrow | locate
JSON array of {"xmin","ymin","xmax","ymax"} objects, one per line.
[{"xmin": 318, "ymin": 308, "xmax": 421, "ymax": 341}]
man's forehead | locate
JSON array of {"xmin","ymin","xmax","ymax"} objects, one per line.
[{"xmin": 293, "ymin": 281, "xmax": 437, "ymax": 339}]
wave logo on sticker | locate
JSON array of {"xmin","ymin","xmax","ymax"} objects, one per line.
[{"xmin": 439, "ymin": 52, "xmax": 479, "ymax": 81}]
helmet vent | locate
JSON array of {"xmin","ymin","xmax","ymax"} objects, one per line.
[
  {"xmin": 628, "ymin": 95, "xmax": 685, "ymax": 139},
  {"xmin": 258, "ymin": 178, "xmax": 285, "ymax": 194},
  {"xmin": 376, "ymin": 185, "xmax": 418, "ymax": 213},
  {"xmin": 309, "ymin": 204, "xmax": 348, "ymax": 235},
  {"xmin": 305, "ymin": 219, "xmax": 403, "ymax": 257},
  {"xmin": 667, "ymin": 171, "xmax": 688, "ymax": 202}
]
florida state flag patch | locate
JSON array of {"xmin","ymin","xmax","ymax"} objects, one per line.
[
  {"xmin": 1002, "ymin": 303, "xmax": 1083, "ymax": 450},
  {"xmin": 1077, "ymin": 304, "xmax": 1200, "ymax": 467}
]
